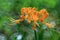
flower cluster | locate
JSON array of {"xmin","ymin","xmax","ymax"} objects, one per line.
[
  {"xmin": 20, "ymin": 7, "xmax": 48, "ymax": 23},
  {"xmin": 15, "ymin": 7, "xmax": 52, "ymax": 30}
]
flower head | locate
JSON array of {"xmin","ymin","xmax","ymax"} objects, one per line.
[{"xmin": 15, "ymin": 7, "xmax": 52, "ymax": 30}]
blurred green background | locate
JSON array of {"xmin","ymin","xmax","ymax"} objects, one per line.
[{"xmin": 0, "ymin": 0, "xmax": 60, "ymax": 40}]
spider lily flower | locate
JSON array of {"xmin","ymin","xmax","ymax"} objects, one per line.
[
  {"xmin": 15, "ymin": 7, "xmax": 53, "ymax": 30},
  {"xmin": 39, "ymin": 9, "xmax": 48, "ymax": 22},
  {"xmin": 15, "ymin": 19, "xmax": 20, "ymax": 24},
  {"xmin": 42, "ymin": 22, "xmax": 53, "ymax": 28},
  {"xmin": 20, "ymin": 15, "xmax": 25, "ymax": 21}
]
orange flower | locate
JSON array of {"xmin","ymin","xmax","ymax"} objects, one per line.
[
  {"xmin": 39, "ymin": 9, "xmax": 48, "ymax": 22},
  {"xmin": 25, "ymin": 15, "xmax": 28, "ymax": 19},
  {"xmin": 21, "ymin": 8, "xmax": 49, "ymax": 23},
  {"xmin": 32, "ymin": 13, "xmax": 38, "ymax": 21},
  {"xmin": 20, "ymin": 7, "xmax": 49, "ymax": 29},
  {"xmin": 21, "ymin": 8, "xmax": 26, "ymax": 15},
  {"xmin": 20, "ymin": 15, "xmax": 25, "ymax": 21},
  {"xmin": 27, "ymin": 17, "xmax": 32, "ymax": 23},
  {"xmin": 21, "ymin": 7, "xmax": 32, "ymax": 15},
  {"xmin": 42, "ymin": 22, "xmax": 52, "ymax": 28},
  {"xmin": 15, "ymin": 19, "xmax": 20, "ymax": 24}
]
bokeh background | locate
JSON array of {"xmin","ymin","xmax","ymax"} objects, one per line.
[{"xmin": 0, "ymin": 0, "xmax": 60, "ymax": 40}]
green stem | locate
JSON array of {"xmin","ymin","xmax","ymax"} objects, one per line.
[{"xmin": 34, "ymin": 30, "xmax": 37, "ymax": 40}]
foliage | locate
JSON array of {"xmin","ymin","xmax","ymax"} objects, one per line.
[{"xmin": 0, "ymin": 0, "xmax": 60, "ymax": 40}]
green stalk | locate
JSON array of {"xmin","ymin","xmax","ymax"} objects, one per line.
[{"xmin": 34, "ymin": 30, "xmax": 37, "ymax": 40}]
